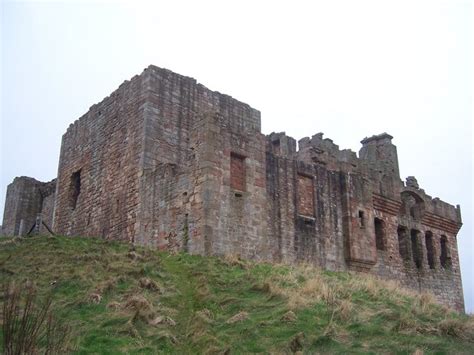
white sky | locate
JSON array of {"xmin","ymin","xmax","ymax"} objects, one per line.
[{"xmin": 1, "ymin": 0, "xmax": 472, "ymax": 312}]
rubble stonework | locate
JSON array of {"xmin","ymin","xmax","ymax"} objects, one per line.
[{"xmin": 1, "ymin": 66, "xmax": 464, "ymax": 311}]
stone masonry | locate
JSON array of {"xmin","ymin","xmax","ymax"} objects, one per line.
[
  {"xmin": 2, "ymin": 177, "xmax": 56, "ymax": 236},
  {"xmin": 1, "ymin": 66, "xmax": 464, "ymax": 312}
]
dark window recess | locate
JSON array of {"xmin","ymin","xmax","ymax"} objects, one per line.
[
  {"xmin": 115, "ymin": 199, "xmax": 120, "ymax": 213},
  {"xmin": 374, "ymin": 218, "xmax": 385, "ymax": 250},
  {"xmin": 296, "ymin": 215, "xmax": 315, "ymax": 229},
  {"xmin": 304, "ymin": 218, "xmax": 315, "ymax": 226},
  {"xmin": 358, "ymin": 211, "xmax": 365, "ymax": 227},
  {"xmin": 440, "ymin": 235, "xmax": 451, "ymax": 269},
  {"xmin": 70, "ymin": 170, "xmax": 81, "ymax": 210},
  {"xmin": 411, "ymin": 229, "xmax": 422, "ymax": 269},
  {"xmin": 230, "ymin": 153, "xmax": 246, "ymax": 192},
  {"xmin": 183, "ymin": 213, "xmax": 189, "ymax": 253},
  {"xmin": 397, "ymin": 226, "xmax": 410, "ymax": 261},
  {"xmin": 272, "ymin": 140, "xmax": 281, "ymax": 154},
  {"xmin": 425, "ymin": 231, "xmax": 435, "ymax": 269}
]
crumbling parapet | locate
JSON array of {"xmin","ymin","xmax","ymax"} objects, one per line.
[
  {"xmin": 266, "ymin": 132, "xmax": 297, "ymax": 157},
  {"xmin": 297, "ymin": 133, "xmax": 359, "ymax": 171}
]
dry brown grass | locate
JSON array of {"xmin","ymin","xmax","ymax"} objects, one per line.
[
  {"xmin": 347, "ymin": 274, "xmax": 408, "ymax": 302},
  {"xmin": 125, "ymin": 294, "xmax": 156, "ymax": 323},
  {"xmin": 148, "ymin": 315, "xmax": 176, "ymax": 327},
  {"xmin": 127, "ymin": 251, "xmax": 144, "ymax": 261},
  {"xmin": 195, "ymin": 308, "xmax": 214, "ymax": 323},
  {"xmin": 412, "ymin": 292, "xmax": 437, "ymax": 316},
  {"xmin": 345, "ymin": 273, "xmax": 448, "ymax": 319},
  {"xmin": 280, "ymin": 310, "xmax": 297, "ymax": 323},
  {"xmin": 395, "ymin": 312, "xmax": 425, "ymax": 334},
  {"xmin": 0, "ymin": 238, "xmax": 20, "ymax": 247},
  {"xmin": 336, "ymin": 299, "xmax": 354, "ymax": 322},
  {"xmin": 88, "ymin": 292, "xmax": 102, "ymax": 304},
  {"xmin": 138, "ymin": 277, "xmax": 161, "ymax": 292},
  {"xmin": 253, "ymin": 263, "xmax": 472, "ymax": 345},
  {"xmin": 288, "ymin": 331, "xmax": 305, "ymax": 353},
  {"xmin": 185, "ymin": 309, "xmax": 217, "ymax": 346},
  {"xmin": 437, "ymin": 316, "xmax": 474, "ymax": 341},
  {"xmin": 121, "ymin": 293, "xmax": 177, "ymax": 329},
  {"xmin": 262, "ymin": 267, "xmax": 329, "ymax": 310},
  {"xmin": 106, "ymin": 301, "xmax": 122, "ymax": 311},
  {"xmin": 120, "ymin": 320, "xmax": 141, "ymax": 339},
  {"xmin": 259, "ymin": 265, "xmax": 353, "ymax": 311},
  {"xmin": 195, "ymin": 277, "xmax": 211, "ymax": 302},
  {"xmin": 222, "ymin": 254, "xmax": 248, "ymax": 269},
  {"xmin": 226, "ymin": 311, "xmax": 249, "ymax": 324},
  {"xmin": 96, "ymin": 277, "xmax": 118, "ymax": 294},
  {"xmin": 125, "ymin": 294, "xmax": 153, "ymax": 311}
]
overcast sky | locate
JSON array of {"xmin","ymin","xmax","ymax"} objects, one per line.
[{"xmin": 1, "ymin": 0, "xmax": 472, "ymax": 312}]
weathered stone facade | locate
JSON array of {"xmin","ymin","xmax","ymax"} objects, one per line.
[{"xmin": 1, "ymin": 66, "xmax": 464, "ymax": 311}]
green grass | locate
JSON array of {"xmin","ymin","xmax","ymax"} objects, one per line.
[{"xmin": 0, "ymin": 235, "xmax": 473, "ymax": 354}]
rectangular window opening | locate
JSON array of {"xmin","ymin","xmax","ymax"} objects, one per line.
[
  {"xmin": 440, "ymin": 235, "xmax": 451, "ymax": 269},
  {"xmin": 272, "ymin": 140, "xmax": 281, "ymax": 155},
  {"xmin": 297, "ymin": 174, "xmax": 314, "ymax": 217},
  {"xmin": 411, "ymin": 229, "xmax": 422, "ymax": 269},
  {"xmin": 230, "ymin": 153, "xmax": 246, "ymax": 192},
  {"xmin": 425, "ymin": 231, "xmax": 435, "ymax": 269},
  {"xmin": 398, "ymin": 226, "xmax": 410, "ymax": 261},
  {"xmin": 358, "ymin": 210, "xmax": 365, "ymax": 228},
  {"xmin": 374, "ymin": 217, "xmax": 385, "ymax": 250}
]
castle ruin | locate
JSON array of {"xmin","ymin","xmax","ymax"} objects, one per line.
[{"xmin": 1, "ymin": 66, "xmax": 464, "ymax": 311}]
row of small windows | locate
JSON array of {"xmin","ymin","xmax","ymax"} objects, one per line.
[
  {"xmin": 397, "ymin": 226, "xmax": 451, "ymax": 269},
  {"xmin": 370, "ymin": 216, "xmax": 451, "ymax": 270},
  {"xmin": 216, "ymin": 158, "xmax": 453, "ymax": 272}
]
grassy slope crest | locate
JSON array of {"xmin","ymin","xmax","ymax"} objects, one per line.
[{"xmin": 0, "ymin": 236, "xmax": 473, "ymax": 354}]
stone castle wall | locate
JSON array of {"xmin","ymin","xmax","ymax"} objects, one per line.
[
  {"xmin": 52, "ymin": 73, "xmax": 149, "ymax": 242},
  {"xmin": 1, "ymin": 66, "xmax": 464, "ymax": 311}
]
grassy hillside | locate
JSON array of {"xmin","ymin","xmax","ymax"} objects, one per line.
[{"xmin": 0, "ymin": 235, "xmax": 473, "ymax": 354}]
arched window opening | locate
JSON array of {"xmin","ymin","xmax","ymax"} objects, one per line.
[
  {"xmin": 440, "ymin": 235, "xmax": 451, "ymax": 269},
  {"xmin": 397, "ymin": 226, "xmax": 409, "ymax": 261},
  {"xmin": 374, "ymin": 218, "xmax": 385, "ymax": 251},
  {"xmin": 425, "ymin": 231, "xmax": 435, "ymax": 269},
  {"xmin": 411, "ymin": 229, "xmax": 422, "ymax": 269}
]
